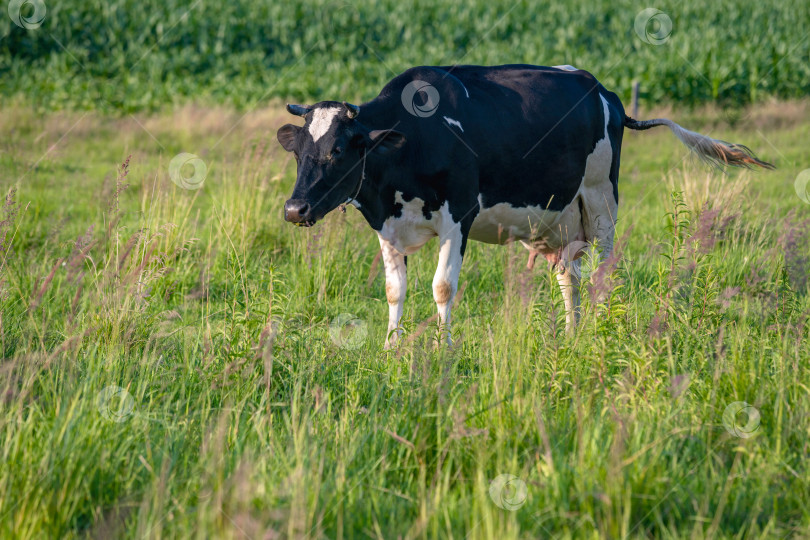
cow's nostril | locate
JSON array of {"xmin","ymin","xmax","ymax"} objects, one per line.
[{"xmin": 284, "ymin": 200, "xmax": 310, "ymax": 223}]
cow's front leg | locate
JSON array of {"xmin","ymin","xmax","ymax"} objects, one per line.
[
  {"xmin": 378, "ymin": 236, "xmax": 407, "ymax": 349},
  {"xmin": 433, "ymin": 226, "xmax": 467, "ymax": 347}
]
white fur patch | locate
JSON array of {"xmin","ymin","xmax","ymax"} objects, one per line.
[
  {"xmin": 378, "ymin": 191, "xmax": 440, "ymax": 255},
  {"xmin": 468, "ymin": 195, "xmax": 581, "ymax": 247},
  {"xmin": 553, "ymin": 64, "xmax": 579, "ymax": 71},
  {"xmin": 308, "ymin": 107, "xmax": 341, "ymax": 142},
  {"xmin": 577, "ymin": 95, "xmax": 617, "ymax": 252},
  {"xmin": 443, "ymin": 116, "xmax": 464, "ymax": 132}
]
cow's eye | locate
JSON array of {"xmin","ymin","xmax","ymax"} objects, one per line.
[{"xmin": 333, "ymin": 147, "xmax": 343, "ymax": 156}]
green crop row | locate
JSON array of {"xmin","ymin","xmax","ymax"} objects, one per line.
[{"xmin": 1, "ymin": 0, "xmax": 808, "ymax": 111}]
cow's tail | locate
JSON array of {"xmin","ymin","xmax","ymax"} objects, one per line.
[{"xmin": 624, "ymin": 116, "xmax": 774, "ymax": 170}]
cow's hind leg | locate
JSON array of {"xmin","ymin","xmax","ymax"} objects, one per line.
[
  {"xmin": 537, "ymin": 225, "xmax": 585, "ymax": 336},
  {"xmin": 556, "ymin": 260, "xmax": 581, "ymax": 334},
  {"xmin": 578, "ymin": 94, "xmax": 621, "ymax": 302},
  {"xmin": 579, "ymin": 194, "xmax": 616, "ymax": 305},
  {"xmin": 378, "ymin": 236, "xmax": 407, "ymax": 349},
  {"xmin": 548, "ymin": 190, "xmax": 615, "ymax": 335}
]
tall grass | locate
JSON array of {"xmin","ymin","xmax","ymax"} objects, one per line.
[
  {"xmin": 1, "ymin": 0, "xmax": 809, "ymax": 112},
  {"xmin": 1, "ymin": 103, "xmax": 809, "ymax": 537}
]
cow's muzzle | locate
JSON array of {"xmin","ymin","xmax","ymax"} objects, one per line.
[{"xmin": 284, "ymin": 199, "xmax": 314, "ymax": 226}]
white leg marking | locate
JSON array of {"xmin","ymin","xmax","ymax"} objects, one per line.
[
  {"xmin": 556, "ymin": 262, "xmax": 581, "ymax": 334},
  {"xmin": 378, "ymin": 235, "xmax": 407, "ymax": 349},
  {"xmin": 308, "ymin": 107, "xmax": 341, "ymax": 142},
  {"xmin": 433, "ymin": 205, "xmax": 464, "ymax": 346}
]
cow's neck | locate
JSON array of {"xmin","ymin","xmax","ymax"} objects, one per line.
[
  {"xmin": 352, "ymin": 103, "xmax": 403, "ymax": 231},
  {"xmin": 353, "ymin": 158, "xmax": 394, "ymax": 231}
]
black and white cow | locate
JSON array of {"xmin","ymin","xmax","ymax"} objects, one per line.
[{"xmin": 277, "ymin": 64, "xmax": 772, "ymax": 348}]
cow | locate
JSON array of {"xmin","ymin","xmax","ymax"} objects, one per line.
[{"xmin": 276, "ymin": 64, "xmax": 773, "ymax": 348}]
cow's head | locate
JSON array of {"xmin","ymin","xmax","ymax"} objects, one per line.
[{"xmin": 277, "ymin": 101, "xmax": 407, "ymax": 226}]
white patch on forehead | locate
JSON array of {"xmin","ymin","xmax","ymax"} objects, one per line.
[
  {"xmin": 553, "ymin": 64, "xmax": 579, "ymax": 71},
  {"xmin": 443, "ymin": 116, "xmax": 464, "ymax": 132},
  {"xmin": 308, "ymin": 107, "xmax": 341, "ymax": 142}
]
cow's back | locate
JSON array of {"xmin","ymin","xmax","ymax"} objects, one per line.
[
  {"xmin": 362, "ymin": 64, "xmax": 625, "ymax": 247},
  {"xmin": 436, "ymin": 65, "xmax": 624, "ymax": 212}
]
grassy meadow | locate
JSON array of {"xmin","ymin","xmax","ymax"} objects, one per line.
[
  {"xmin": 0, "ymin": 101, "xmax": 809, "ymax": 538},
  {"xmin": 2, "ymin": 0, "xmax": 810, "ymax": 537}
]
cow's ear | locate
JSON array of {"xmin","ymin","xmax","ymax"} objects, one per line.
[
  {"xmin": 277, "ymin": 124, "xmax": 301, "ymax": 152},
  {"xmin": 368, "ymin": 129, "xmax": 407, "ymax": 155}
]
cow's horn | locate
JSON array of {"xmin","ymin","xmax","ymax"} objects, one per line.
[
  {"xmin": 343, "ymin": 101, "xmax": 360, "ymax": 119},
  {"xmin": 286, "ymin": 104, "xmax": 311, "ymax": 117}
]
